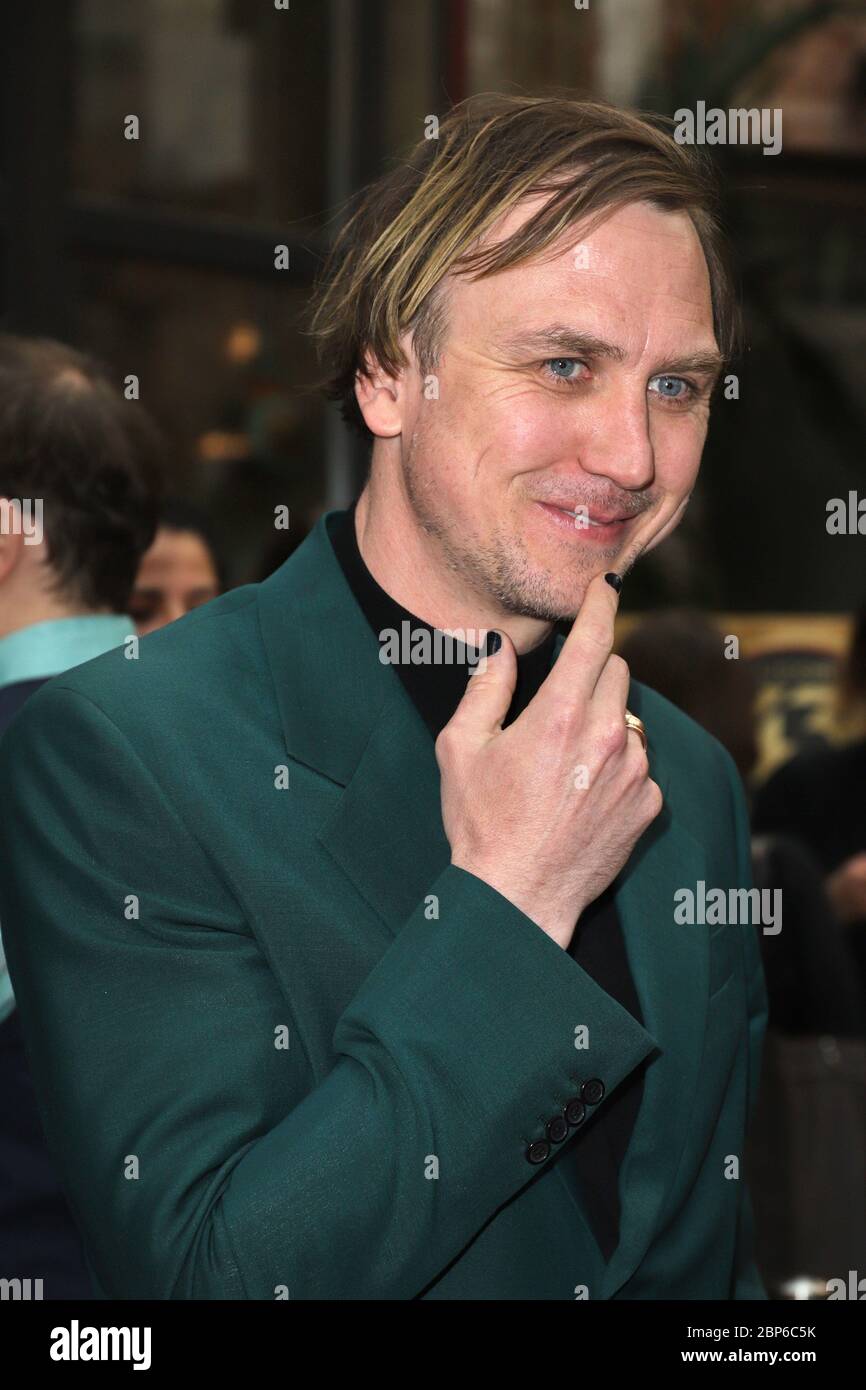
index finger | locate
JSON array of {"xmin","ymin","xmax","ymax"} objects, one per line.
[{"xmin": 542, "ymin": 570, "xmax": 622, "ymax": 706}]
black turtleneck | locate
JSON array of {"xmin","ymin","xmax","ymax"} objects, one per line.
[{"xmin": 327, "ymin": 502, "xmax": 646, "ymax": 1261}]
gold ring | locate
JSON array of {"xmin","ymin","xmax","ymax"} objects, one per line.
[{"xmin": 624, "ymin": 709, "xmax": 647, "ymax": 751}]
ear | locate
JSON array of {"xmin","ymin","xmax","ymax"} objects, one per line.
[{"xmin": 353, "ymin": 339, "xmax": 417, "ymax": 439}]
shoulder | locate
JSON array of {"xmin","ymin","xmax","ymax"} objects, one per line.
[
  {"xmin": 1, "ymin": 583, "xmax": 265, "ymax": 756},
  {"xmin": 0, "ymin": 677, "xmax": 49, "ymax": 735},
  {"xmin": 764, "ymin": 736, "xmax": 862, "ymax": 793}
]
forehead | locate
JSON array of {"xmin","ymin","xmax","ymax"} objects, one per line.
[
  {"xmin": 138, "ymin": 529, "xmax": 215, "ymax": 578},
  {"xmin": 446, "ymin": 197, "xmax": 717, "ymax": 355}
]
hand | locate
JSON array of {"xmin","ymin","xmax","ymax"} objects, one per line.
[
  {"xmin": 826, "ymin": 852, "xmax": 866, "ymax": 924},
  {"xmin": 435, "ymin": 572, "xmax": 663, "ymax": 949}
]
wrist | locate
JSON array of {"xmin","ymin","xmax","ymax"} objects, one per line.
[{"xmin": 449, "ymin": 853, "xmax": 577, "ymax": 948}]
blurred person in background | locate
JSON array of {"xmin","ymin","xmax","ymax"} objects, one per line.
[
  {"xmin": 129, "ymin": 499, "xmax": 223, "ymax": 635},
  {"xmin": 0, "ymin": 332, "xmax": 163, "ymax": 1297},
  {"xmin": 753, "ymin": 602, "xmax": 866, "ymax": 996},
  {"xmin": 619, "ymin": 610, "xmax": 866, "ymax": 1035},
  {"xmin": 616, "ymin": 609, "xmax": 758, "ymax": 782},
  {"xmin": 619, "ymin": 608, "xmax": 866, "ymax": 1292},
  {"xmin": 832, "ymin": 602, "xmax": 866, "ymax": 743}
]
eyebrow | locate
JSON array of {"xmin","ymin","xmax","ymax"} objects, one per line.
[{"xmin": 497, "ymin": 324, "xmax": 725, "ymax": 381}]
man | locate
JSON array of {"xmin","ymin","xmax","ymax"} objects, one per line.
[
  {"xmin": 0, "ymin": 333, "xmax": 162, "ymax": 1296},
  {"xmin": 0, "ymin": 96, "xmax": 767, "ymax": 1300}
]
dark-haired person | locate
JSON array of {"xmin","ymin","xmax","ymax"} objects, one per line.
[
  {"xmin": 619, "ymin": 610, "xmax": 866, "ymax": 1037},
  {"xmin": 754, "ymin": 604, "xmax": 866, "ymax": 998},
  {"xmin": 0, "ymin": 97, "xmax": 766, "ymax": 1300},
  {"xmin": 0, "ymin": 333, "xmax": 162, "ymax": 1297},
  {"xmin": 130, "ymin": 500, "xmax": 223, "ymax": 635}
]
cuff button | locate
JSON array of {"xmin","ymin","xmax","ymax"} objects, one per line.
[
  {"xmin": 546, "ymin": 1114, "xmax": 569, "ymax": 1144},
  {"xmin": 564, "ymin": 1098, "xmax": 586, "ymax": 1127},
  {"xmin": 526, "ymin": 1139, "xmax": 551, "ymax": 1165},
  {"xmin": 581, "ymin": 1078, "xmax": 605, "ymax": 1105}
]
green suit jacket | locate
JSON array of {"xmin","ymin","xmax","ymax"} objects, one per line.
[{"xmin": 0, "ymin": 512, "xmax": 768, "ymax": 1300}]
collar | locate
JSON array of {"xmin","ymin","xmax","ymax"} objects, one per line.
[
  {"xmin": 257, "ymin": 508, "xmax": 674, "ymax": 794},
  {"xmin": 0, "ymin": 614, "xmax": 133, "ymax": 690},
  {"xmin": 326, "ymin": 502, "xmax": 557, "ymax": 737}
]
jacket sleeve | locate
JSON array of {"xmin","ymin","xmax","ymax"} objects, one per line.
[
  {"xmin": 720, "ymin": 748, "xmax": 770, "ymax": 1300},
  {"xmin": 0, "ymin": 683, "xmax": 656, "ymax": 1300}
]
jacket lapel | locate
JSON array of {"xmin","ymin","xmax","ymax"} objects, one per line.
[
  {"xmin": 258, "ymin": 517, "xmax": 712, "ymax": 1292},
  {"xmin": 257, "ymin": 511, "xmax": 457, "ymax": 933},
  {"xmin": 317, "ymin": 675, "xmax": 453, "ymax": 934},
  {"xmin": 602, "ymin": 798, "xmax": 711, "ymax": 1297},
  {"xmin": 536, "ymin": 638, "xmax": 713, "ymax": 1296}
]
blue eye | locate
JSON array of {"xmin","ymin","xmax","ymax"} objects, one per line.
[
  {"xmin": 544, "ymin": 358, "xmax": 585, "ymax": 384},
  {"xmin": 649, "ymin": 374, "xmax": 692, "ymax": 401}
]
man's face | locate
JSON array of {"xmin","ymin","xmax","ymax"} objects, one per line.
[{"xmin": 394, "ymin": 199, "xmax": 722, "ymax": 621}]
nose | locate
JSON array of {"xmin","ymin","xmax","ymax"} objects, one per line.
[{"xmin": 575, "ymin": 381, "xmax": 655, "ymax": 492}]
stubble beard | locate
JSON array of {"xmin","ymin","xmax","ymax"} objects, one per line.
[{"xmin": 402, "ymin": 422, "xmax": 631, "ymax": 623}]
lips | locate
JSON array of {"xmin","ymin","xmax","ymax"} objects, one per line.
[
  {"xmin": 534, "ymin": 500, "xmax": 632, "ymax": 541},
  {"xmin": 546, "ymin": 503, "xmax": 628, "ymax": 525}
]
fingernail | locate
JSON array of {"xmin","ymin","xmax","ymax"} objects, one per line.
[
  {"xmin": 485, "ymin": 630, "xmax": 502, "ymax": 656},
  {"xmin": 604, "ymin": 572, "xmax": 623, "ymax": 593}
]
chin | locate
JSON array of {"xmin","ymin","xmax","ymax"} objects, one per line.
[{"xmin": 514, "ymin": 584, "xmax": 587, "ymax": 624}]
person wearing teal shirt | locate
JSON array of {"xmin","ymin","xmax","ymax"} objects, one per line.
[
  {"xmin": 0, "ymin": 613, "xmax": 134, "ymax": 691},
  {"xmin": 0, "ymin": 615, "xmax": 134, "ymax": 1020},
  {"xmin": 0, "ymin": 331, "xmax": 162, "ymax": 1297}
]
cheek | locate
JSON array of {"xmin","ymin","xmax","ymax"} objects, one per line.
[
  {"xmin": 637, "ymin": 418, "xmax": 706, "ymax": 554},
  {"xmin": 462, "ymin": 388, "xmax": 566, "ymax": 482},
  {"xmin": 652, "ymin": 413, "xmax": 706, "ymax": 489}
]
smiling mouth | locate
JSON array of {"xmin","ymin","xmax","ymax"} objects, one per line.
[
  {"xmin": 560, "ymin": 507, "xmax": 624, "ymax": 526},
  {"xmin": 541, "ymin": 502, "xmax": 632, "ymax": 527}
]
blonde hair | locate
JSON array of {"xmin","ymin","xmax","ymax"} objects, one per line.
[{"xmin": 309, "ymin": 92, "xmax": 740, "ymax": 441}]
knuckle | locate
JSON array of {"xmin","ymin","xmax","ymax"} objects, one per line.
[
  {"xmin": 627, "ymin": 745, "xmax": 650, "ymax": 781},
  {"xmin": 463, "ymin": 663, "xmax": 499, "ymax": 695},
  {"xmin": 598, "ymin": 719, "xmax": 627, "ymax": 757},
  {"xmin": 632, "ymin": 735, "xmax": 650, "ymax": 768},
  {"xmin": 548, "ymin": 699, "xmax": 579, "ymax": 740},
  {"xmin": 607, "ymin": 653, "xmax": 630, "ymax": 681},
  {"xmin": 434, "ymin": 725, "xmax": 457, "ymax": 761},
  {"xmin": 581, "ymin": 622, "xmax": 610, "ymax": 654}
]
